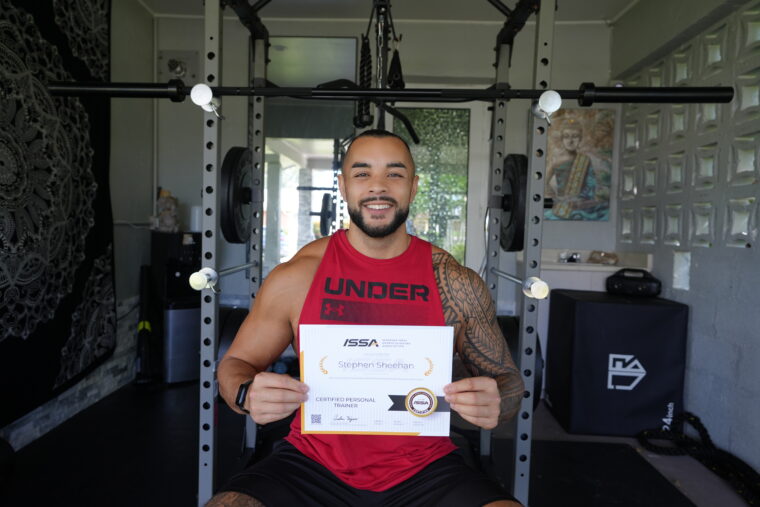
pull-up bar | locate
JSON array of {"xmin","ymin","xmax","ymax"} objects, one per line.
[{"xmin": 48, "ymin": 80, "xmax": 734, "ymax": 105}]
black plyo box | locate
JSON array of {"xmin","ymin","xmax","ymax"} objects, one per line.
[{"xmin": 545, "ymin": 289, "xmax": 688, "ymax": 436}]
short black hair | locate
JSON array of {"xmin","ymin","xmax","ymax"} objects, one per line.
[{"xmin": 346, "ymin": 129, "xmax": 412, "ymax": 157}]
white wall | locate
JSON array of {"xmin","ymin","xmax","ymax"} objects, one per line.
[
  {"xmin": 152, "ymin": 16, "xmax": 613, "ymax": 308},
  {"xmin": 111, "ymin": 0, "xmax": 155, "ymax": 301}
]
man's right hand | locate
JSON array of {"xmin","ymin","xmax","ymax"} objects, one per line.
[{"xmin": 247, "ymin": 372, "xmax": 309, "ymax": 425}]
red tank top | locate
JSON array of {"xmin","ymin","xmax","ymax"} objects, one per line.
[{"xmin": 285, "ymin": 229, "xmax": 457, "ymax": 491}]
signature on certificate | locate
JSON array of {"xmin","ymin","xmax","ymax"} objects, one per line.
[{"xmin": 333, "ymin": 415, "xmax": 358, "ymax": 422}]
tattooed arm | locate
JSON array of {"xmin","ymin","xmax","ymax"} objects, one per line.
[{"xmin": 433, "ymin": 251, "xmax": 524, "ymax": 428}]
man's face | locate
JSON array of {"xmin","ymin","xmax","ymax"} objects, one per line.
[
  {"xmin": 338, "ymin": 136, "xmax": 418, "ymax": 238},
  {"xmin": 561, "ymin": 128, "xmax": 583, "ymax": 152}
]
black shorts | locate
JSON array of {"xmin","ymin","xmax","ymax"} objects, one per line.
[{"xmin": 219, "ymin": 440, "xmax": 518, "ymax": 507}]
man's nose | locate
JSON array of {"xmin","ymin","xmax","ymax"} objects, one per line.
[{"xmin": 367, "ymin": 174, "xmax": 388, "ymax": 194}]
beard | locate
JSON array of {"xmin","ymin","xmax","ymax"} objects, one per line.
[{"xmin": 347, "ymin": 197, "xmax": 410, "ymax": 238}]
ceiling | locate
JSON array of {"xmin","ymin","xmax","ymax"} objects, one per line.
[{"xmin": 141, "ymin": 0, "xmax": 638, "ymax": 23}]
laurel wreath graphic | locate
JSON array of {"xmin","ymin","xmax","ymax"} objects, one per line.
[
  {"xmin": 319, "ymin": 356, "xmax": 329, "ymax": 374},
  {"xmin": 424, "ymin": 357, "xmax": 434, "ymax": 376}
]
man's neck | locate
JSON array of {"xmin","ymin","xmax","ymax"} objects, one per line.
[{"xmin": 345, "ymin": 227, "xmax": 411, "ymax": 259}]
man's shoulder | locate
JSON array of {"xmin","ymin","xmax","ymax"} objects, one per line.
[
  {"xmin": 430, "ymin": 245, "xmax": 470, "ymax": 276},
  {"xmin": 429, "ymin": 245, "xmax": 490, "ymax": 323}
]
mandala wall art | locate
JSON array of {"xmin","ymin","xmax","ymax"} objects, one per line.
[{"xmin": 0, "ymin": 0, "xmax": 114, "ymax": 427}]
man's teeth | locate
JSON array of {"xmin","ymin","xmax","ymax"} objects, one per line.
[{"xmin": 366, "ymin": 204, "xmax": 391, "ymax": 210}]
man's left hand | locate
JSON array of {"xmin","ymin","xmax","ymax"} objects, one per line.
[{"xmin": 444, "ymin": 377, "xmax": 501, "ymax": 430}]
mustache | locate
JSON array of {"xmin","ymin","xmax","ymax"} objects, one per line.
[{"xmin": 359, "ymin": 197, "xmax": 398, "ymax": 206}]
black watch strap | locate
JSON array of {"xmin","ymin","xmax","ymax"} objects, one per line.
[{"xmin": 235, "ymin": 379, "xmax": 253, "ymax": 414}]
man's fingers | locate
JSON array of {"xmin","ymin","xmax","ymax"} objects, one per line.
[
  {"xmin": 445, "ymin": 391, "xmax": 498, "ymax": 406},
  {"xmin": 449, "ymin": 403, "xmax": 497, "ymax": 419},
  {"xmin": 251, "ymin": 402, "xmax": 302, "ymax": 424},
  {"xmin": 252, "ymin": 387, "xmax": 308, "ymax": 404},
  {"xmin": 254, "ymin": 371, "xmax": 308, "ymax": 392},
  {"xmin": 444, "ymin": 376, "xmax": 496, "ymax": 394}
]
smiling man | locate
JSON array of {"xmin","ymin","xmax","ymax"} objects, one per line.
[{"xmin": 209, "ymin": 130, "xmax": 524, "ymax": 507}]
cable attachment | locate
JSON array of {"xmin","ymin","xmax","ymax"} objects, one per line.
[
  {"xmin": 387, "ymin": 34, "xmax": 405, "ymax": 90},
  {"xmin": 353, "ymin": 34, "xmax": 374, "ymax": 128}
]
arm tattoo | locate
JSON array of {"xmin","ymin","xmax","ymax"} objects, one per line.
[
  {"xmin": 433, "ymin": 252, "xmax": 524, "ymax": 422},
  {"xmin": 205, "ymin": 492, "xmax": 265, "ymax": 507}
]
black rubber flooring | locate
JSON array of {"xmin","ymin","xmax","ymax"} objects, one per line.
[{"xmin": 0, "ymin": 382, "xmax": 695, "ymax": 506}]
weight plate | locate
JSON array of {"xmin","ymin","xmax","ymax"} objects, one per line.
[
  {"xmin": 319, "ymin": 193, "xmax": 333, "ymax": 237},
  {"xmin": 500, "ymin": 154, "xmax": 528, "ymax": 252},
  {"xmin": 220, "ymin": 147, "xmax": 253, "ymax": 244}
]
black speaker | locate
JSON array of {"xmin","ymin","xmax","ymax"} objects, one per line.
[{"xmin": 545, "ymin": 289, "xmax": 688, "ymax": 436}]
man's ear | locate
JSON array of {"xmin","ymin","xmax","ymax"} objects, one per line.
[
  {"xmin": 337, "ymin": 173, "xmax": 346, "ymax": 201},
  {"xmin": 409, "ymin": 174, "xmax": 419, "ymax": 204}
]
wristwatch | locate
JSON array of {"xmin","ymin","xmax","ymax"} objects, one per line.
[{"xmin": 235, "ymin": 379, "xmax": 253, "ymax": 413}]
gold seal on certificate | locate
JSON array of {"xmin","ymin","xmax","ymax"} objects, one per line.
[
  {"xmin": 405, "ymin": 387, "xmax": 438, "ymax": 417},
  {"xmin": 300, "ymin": 324, "xmax": 454, "ymax": 436}
]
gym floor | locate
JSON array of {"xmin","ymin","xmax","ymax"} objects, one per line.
[{"xmin": 0, "ymin": 381, "xmax": 747, "ymax": 507}]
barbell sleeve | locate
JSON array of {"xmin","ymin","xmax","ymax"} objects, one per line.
[
  {"xmin": 48, "ymin": 79, "xmax": 189, "ymax": 101},
  {"xmin": 490, "ymin": 268, "xmax": 550, "ymax": 300}
]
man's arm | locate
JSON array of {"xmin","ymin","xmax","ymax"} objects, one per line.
[
  {"xmin": 433, "ymin": 252, "xmax": 525, "ymax": 428},
  {"xmin": 217, "ymin": 261, "xmax": 309, "ymax": 423}
]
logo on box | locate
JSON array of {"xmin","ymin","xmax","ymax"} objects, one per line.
[{"xmin": 607, "ymin": 354, "xmax": 647, "ymax": 390}]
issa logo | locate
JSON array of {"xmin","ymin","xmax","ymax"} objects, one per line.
[
  {"xmin": 342, "ymin": 338, "xmax": 379, "ymax": 347},
  {"xmin": 607, "ymin": 353, "xmax": 647, "ymax": 390}
]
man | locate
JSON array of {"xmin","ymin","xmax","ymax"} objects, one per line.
[
  {"xmin": 545, "ymin": 120, "xmax": 611, "ymax": 220},
  {"xmin": 208, "ymin": 130, "xmax": 524, "ymax": 507}
]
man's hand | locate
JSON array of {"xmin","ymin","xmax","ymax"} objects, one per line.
[
  {"xmin": 444, "ymin": 376, "xmax": 501, "ymax": 430},
  {"xmin": 247, "ymin": 372, "xmax": 309, "ymax": 425}
]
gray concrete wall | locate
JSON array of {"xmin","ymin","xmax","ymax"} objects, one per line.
[
  {"xmin": 610, "ymin": 0, "xmax": 750, "ymax": 78},
  {"xmin": 614, "ymin": 1, "xmax": 760, "ymax": 471}
]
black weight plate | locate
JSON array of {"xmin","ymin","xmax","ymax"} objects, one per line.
[
  {"xmin": 319, "ymin": 193, "xmax": 333, "ymax": 237},
  {"xmin": 500, "ymin": 154, "xmax": 528, "ymax": 252},
  {"xmin": 221, "ymin": 147, "xmax": 253, "ymax": 244}
]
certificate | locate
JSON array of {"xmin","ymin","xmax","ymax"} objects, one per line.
[{"xmin": 299, "ymin": 324, "xmax": 453, "ymax": 436}]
